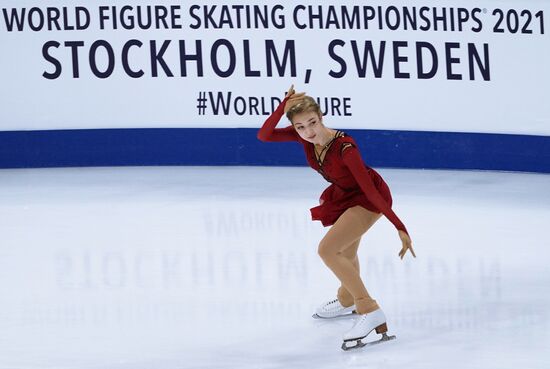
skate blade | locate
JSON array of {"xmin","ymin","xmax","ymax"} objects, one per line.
[
  {"xmin": 312, "ymin": 312, "xmax": 357, "ymax": 320},
  {"xmin": 341, "ymin": 333, "xmax": 396, "ymax": 351}
]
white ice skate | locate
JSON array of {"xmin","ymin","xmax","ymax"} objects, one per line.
[
  {"xmin": 341, "ymin": 308, "xmax": 396, "ymax": 351},
  {"xmin": 312, "ymin": 299, "xmax": 357, "ymax": 319}
]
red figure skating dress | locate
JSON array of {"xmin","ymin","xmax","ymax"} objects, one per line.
[{"xmin": 257, "ymin": 97, "xmax": 408, "ymax": 234}]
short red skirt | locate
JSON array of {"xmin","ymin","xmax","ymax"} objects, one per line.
[{"xmin": 310, "ymin": 179, "xmax": 393, "ymax": 227}]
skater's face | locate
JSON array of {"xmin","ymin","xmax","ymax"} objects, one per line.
[{"xmin": 292, "ymin": 111, "xmax": 324, "ymax": 144}]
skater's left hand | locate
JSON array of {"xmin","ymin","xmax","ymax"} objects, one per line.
[{"xmin": 398, "ymin": 230, "xmax": 416, "ymax": 260}]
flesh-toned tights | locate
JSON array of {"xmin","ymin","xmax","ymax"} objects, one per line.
[{"xmin": 318, "ymin": 205, "xmax": 382, "ymax": 314}]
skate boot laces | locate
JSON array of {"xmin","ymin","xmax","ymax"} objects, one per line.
[
  {"xmin": 314, "ymin": 299, "xmax": 356, "ymax": 319},
  {"xmin": 323, "ymin": 299, "xmax": 340, "ymax": 311}
]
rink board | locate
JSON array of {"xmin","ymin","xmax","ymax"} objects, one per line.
[{"xmin": 0, "ymin": 128, "xmax": 548, "ymax": 173}]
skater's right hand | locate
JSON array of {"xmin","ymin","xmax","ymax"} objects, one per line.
[
  {"xmin": 284, "ymin": 84, "xmax": 306, "ymax": 113},
  {"xmin": 398, "ymin": 230, "xmax": 416, "ymax": 260}
]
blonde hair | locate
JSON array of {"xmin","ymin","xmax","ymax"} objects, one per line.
[{"xmin": 286, "ymin": 96, "xmax": 322, "ymax": 123}]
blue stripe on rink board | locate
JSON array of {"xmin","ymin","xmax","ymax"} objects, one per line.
[{"xmin": 0, "ymin": 128, "xmax": 549, "ymax": 173}]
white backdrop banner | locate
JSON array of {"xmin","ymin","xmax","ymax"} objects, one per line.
[{"xmin": 1, "ymin": 0, "xmax": 549, "ymax": 134}]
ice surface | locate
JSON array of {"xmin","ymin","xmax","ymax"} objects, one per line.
[{"xmin": 0, "ymin": 166, "xmax": 549, "ymax": 369}]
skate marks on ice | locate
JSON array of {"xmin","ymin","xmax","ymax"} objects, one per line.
[
  {"xmin": 184, "ymin": 320, "xmax": 401, "ymax": 369},
  {"xmin": 1, "ymin": 168, "xmax": 550, "ymax": 369}
]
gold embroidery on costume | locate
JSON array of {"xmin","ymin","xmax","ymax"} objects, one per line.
[{"xmin": 340, "ymin": 142, "xmax": 355, "ymax": 156}]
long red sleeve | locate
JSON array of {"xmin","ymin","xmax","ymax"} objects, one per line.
[
  {"xmin": 342, "ymin": 147, "xmax": 409, "ymax": 235},
  {"xmin": 257, "ymin": 97, "xmax": 299, "ymax": 142}
]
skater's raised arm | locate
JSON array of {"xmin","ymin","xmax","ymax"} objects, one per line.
[
  {"xmin": 341, "ymin": 145, "xmax": 415, "ymax": 259},
  {"xmin": 257, "ymin": 85, "xmax": 305, "ymax": 142}
]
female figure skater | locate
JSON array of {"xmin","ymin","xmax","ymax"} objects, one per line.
[{"xmin": 257, "ymin": 85, "xmax": 416, "ymax": 350}]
